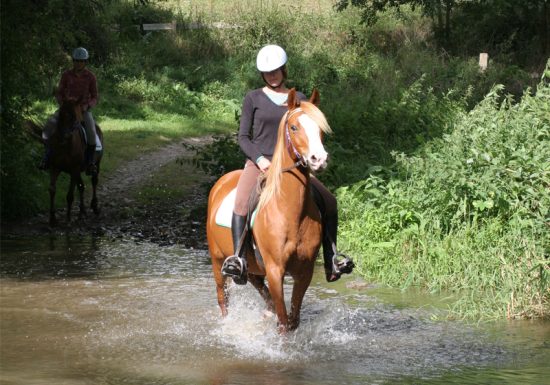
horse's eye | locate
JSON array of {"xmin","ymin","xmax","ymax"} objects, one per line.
[{"xmin": 290, "ymin": 125, "xmax": 299, "ymax": 132}]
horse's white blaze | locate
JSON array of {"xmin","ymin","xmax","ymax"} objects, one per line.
[{"xmin": 298, "ymin": 114, "xmax": 328, "ymax": 170}]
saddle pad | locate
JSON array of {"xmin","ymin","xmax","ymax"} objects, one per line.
[
  {"xmin": 215, "ymin": 188, "xmax": 236, "ymax": 228},
  {"xmin": 215, "ymin": 188, "xmax": 258, "ymax": 228},
  {"xmin": 94, "ymin": 132, "xmax": 103, "ymax": 151},
  {"xmin": 80, "ymin": 126, "xmax": 103, "ymax": 151}
]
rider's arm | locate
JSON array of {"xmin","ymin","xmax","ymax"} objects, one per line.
[
  {"xmin": 237, "ymin": 91, "xmax": 263, "ymax": 162},
  {"xmin": 87, "ymin": 73, "xmax": 98, "ymax": 109}
]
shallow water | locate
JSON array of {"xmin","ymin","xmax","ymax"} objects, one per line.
[{"xmin": 1, "ymin": 234, "xmax": 549, "ymax": 385}]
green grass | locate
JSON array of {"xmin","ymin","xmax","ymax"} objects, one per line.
[
  {"xmin": 134, "ymin": 159, "xmax": 209, "ymax": 210},
  {"xmin": 97, "ymin": 116, "xmax": 232, "ymax": 175}
]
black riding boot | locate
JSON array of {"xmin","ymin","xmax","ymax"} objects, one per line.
[
  {"xmin": 221, "ymin": 213, "xmax": 248, "ymax": 285},
  {"xmin": 322, "ymin": 212, "xmax": 355, "ymax": 282},
  {"xmin": 85, "ymin": 145, "xmax": 97, "ymax": 175}
]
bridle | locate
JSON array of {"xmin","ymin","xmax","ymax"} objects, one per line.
[{"xmin": 282, "ymin": 108, "xmax": 308, "ymax": 172}]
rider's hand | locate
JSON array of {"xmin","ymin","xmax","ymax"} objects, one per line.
[{"xmin": 257, "ymin": 157, "xmax": 271, "ymax": 173}]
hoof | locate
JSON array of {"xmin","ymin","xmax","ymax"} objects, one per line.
[{"xmin": 91, "ymin": 204, "xmax": 100, "ymax": 215}]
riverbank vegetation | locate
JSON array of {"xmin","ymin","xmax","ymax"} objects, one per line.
[{"xmin": 1, "ymin": 0, "xmax": 548, "ymax": 319}]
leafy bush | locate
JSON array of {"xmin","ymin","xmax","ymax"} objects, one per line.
[
  {"xmin": 183, "ymin": 133, "xmax": 244, "ymax": 185},
  {"xmin": 338, "ymin": 69, "xmax": 550, "ymax": 319}
]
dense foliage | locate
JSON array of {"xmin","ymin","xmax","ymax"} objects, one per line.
[
  {"xmin": 1, "ymin": 0, "xmax": 119, "ymax": 218},
  {"xmin": 338, "ymin": 71, "xmax": 549, "ymax": 319},
  {"xmin": 336, "ymin": 0, "xmax": 549, "ymax": 68}
]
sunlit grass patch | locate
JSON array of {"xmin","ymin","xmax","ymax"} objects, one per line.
[
  {"xmin": 133, "ymin": 159, "xmax": 210, "ymax": 215},
  {"xmin": 97, "ymin": 116, "xmax": 232, "ymax": 175}
]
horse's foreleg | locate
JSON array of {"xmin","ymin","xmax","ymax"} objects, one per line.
[
  {"xmin": 77, "ymin": 175, "xmax": 86, "ymax": 219},
  {"xmin": 211, "ymin": 256, "xmax": 229, "ymax": 317},
  {"xmin": 49, "ymin": 170, "xmax": 60, "ymax": 226},
  {"xmin": 90, "ymin": 170, "xmax": 100, "ymax": 215},
  {"xmin": 248, "ymin": 275, "xmax": 274, "ymax": 312},
  {"xmin": 288, "ymin": 265, "xmax": 314, "ymax": 331},
  {"xmin": 266, "ymin": 265, "xmax": 288, "ymax": 333}
]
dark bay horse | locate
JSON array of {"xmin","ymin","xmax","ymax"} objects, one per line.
[
  {"xmin": 206, "ymin": 89, "xmax": 331, "ymax": 333},
  {"xmin": 47, "ymin": 100, "xmax": 103, "ymax": 226}
]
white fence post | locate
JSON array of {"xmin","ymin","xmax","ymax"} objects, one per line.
[{"xmin": 479, "ymin": 53, "xmax": 488, "ymax": 71}]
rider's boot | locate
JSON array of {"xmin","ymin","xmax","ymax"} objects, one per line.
[
  {"xmin": 85, "ymin": 145, "xmax": 97, "ymax": 175},
  {"xmin": 221, "ymin": 213, "xmax": 248, "ymax": 285},
  {"xmin": 38, "ymin": 145, "xmax": 52, "ymax": 170},
  {"xmin": 323, "ymin": 212, "xmax": 355, "ymax": 282}
]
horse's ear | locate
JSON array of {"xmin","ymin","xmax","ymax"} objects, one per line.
[
  {"xmin": 287, "ymin": 88, "xmax": 299, "ymax": 110},
  {"xmin": 309, "ymin": 88, "xmax": 320, "ymax": 106}
]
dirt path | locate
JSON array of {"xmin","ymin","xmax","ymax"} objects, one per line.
[
  {"xmin": 2, "ymin": 137, "xmax": 213, "ymax": 249},
  {"xmin": 98, "ymin": 137, "xmax": 207, "ymax": 202}
]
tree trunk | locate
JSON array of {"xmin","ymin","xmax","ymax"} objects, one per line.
[
  {"xmin": 435, "ymin": 0, "xmax": 444, "ymax": 45},
  {"xmin": 444, "ymin": 0, "xmax": 453, "ymax": 45},
  {"xmin": 543, "ymin": 0, "xmax": 550, "ymax": 57}
]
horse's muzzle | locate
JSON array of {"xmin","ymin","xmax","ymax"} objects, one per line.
[{"xmin": 307, "ymin": 152, "xmax": 328, "ymax": 172}]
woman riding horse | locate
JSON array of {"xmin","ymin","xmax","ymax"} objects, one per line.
[
  {"xmin": 45, "ymin": 99, "xmax": 103, "ymax": 226},
  {"xmin": 207, "ymin": 45, "xmax": 354, "ymax": 332},
  {"xmin": 223, "ymin": 45, "xmax": 354, "ymax": 284},
  {"xmin": 39, "ymin": 47, "xmax": 99, "ymax": 175}
]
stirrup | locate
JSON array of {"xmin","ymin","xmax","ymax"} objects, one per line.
[
  {"xmin": 221, "ymin": 255, "xmax": 248, "ymax": 285},
  {"xmin": 326, "ymin": 253, "xmax": 355, "ymax": 282},
  {"xmin": 334, "ymin": 253, "xmax": 355, "ymax": 274}
]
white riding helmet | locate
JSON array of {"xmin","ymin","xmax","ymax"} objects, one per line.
[
  {"xmin": 72, "ymin": 47, "xmax": 89, "ymax": 61},
  {"xmin": 256, "ymin": 44, "xmax": 287, "ymax": 72}
]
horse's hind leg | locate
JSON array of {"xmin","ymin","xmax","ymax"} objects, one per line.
[
  {"xmin": 90, "ymin": 168, "xmax": 100, "ymax": 215},
  {"xmin": 76, "ymin": 175, "xmax": 86, "ymax": 219},
  {"xmin": 49, "ymin": 170, "xmax": 61, "ymax": 226},
  {"xmin": 248, "ymin": 275, "xmax": 274, "ymax": 312},
  {"xmin": 66, "ymin": 175, "xmax": 78, "ymax": 223},
  {"xmin": 211, "ymin": 253, "xmax": 229, "ymax": 317}
]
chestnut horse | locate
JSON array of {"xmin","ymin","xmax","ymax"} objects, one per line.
[
  {"xmin": 206, "ymin": 88, "xmax": 331, "ymax": 332},
  {"xmin": 47, "ymin": 100, "xmax": 103, "ymax": 226}
]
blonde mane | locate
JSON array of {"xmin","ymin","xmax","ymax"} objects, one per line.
[{"xmin": 257, "ymin": 101, "xmax": 331, "ymax": 209}]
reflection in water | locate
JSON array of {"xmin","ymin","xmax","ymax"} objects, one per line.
[
  {"xmin": 0, "ymin": 236, "xmax": 549, "ymax": 385},
  {"xmin": 1, "ymin": 233, "xmax": 101, "ymax": 279}
]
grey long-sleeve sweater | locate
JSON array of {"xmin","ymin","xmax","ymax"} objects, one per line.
[{"xmin": 238, "ymin": 88, "xmax": 306, "ymax": 162}]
